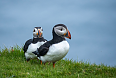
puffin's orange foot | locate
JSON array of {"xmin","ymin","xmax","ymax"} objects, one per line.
[
  {"xmin": 53, "ymin": 62, "xmax": 55, "ymax": 68},
  {"xmin": 40, "ymin": 60, "xmax": 42, "ymax": 65}
]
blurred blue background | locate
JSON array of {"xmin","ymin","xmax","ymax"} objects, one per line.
[{"xmin": 0, "ymin": 0, "xmax": 116, "ymax": 66}]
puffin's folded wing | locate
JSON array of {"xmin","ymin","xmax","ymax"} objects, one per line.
[
  {"xmin": 32, "ymin": 47, "xmax": 49, "ymax": 57},
  {"xmin": 23, "ymin": 39, "xmax": 33, "ymax": 53},
  {"xmin": 39, "ymin": 47, "xmax": 49, "ymax": 56}
]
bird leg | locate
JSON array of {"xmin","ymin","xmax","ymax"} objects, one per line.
[
  {"xmin": 53, "ymin": 62, "xmax": 56, "ymax": 68},
  {"xmin": 44, "ymin": 62, "xmax": 46, "ymax": 65},
  {"xmin": 40, "ymin": 60, "xmax": 42, "ymax": 65},
  {"xmin": 26, "ymin": 58, "xmax": 30, "ymax": 62}
]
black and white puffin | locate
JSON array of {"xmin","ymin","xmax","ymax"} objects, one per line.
[
  {"xmin": 23, "ymin": 27, "xmax": 47, "ymax": 62},
  {"xmin": 33, "ymin": 24, "xmax": 71, "ymax": 68}
]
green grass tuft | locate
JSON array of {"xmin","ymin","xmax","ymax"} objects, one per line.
[{"xmin": 0, "ymin": 45, "xmax": 116, "ymax": 78}]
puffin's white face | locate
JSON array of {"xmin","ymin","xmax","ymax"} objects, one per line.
[
  {"xmin": 33, "ymin": 27, "xmax": 43, "ymax": 38},
  {"xmin": 54, "ymin": 25, "xmax": 71, "ymax": 39},
  {"xmin": 54, "ymin": 26, "xmax": 67, "ymax": 36}
]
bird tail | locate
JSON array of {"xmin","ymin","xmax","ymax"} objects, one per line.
[
  {"xmin": 32, "ymin": 51, "xmax": 37, "ymax": 55},
  {"xmin": 37, "ymin": 57, "xmax": 40, "ymax": 60},
  {"xmin": 32, "ymin": 48, "xmax": 40, "ymax": 57}
]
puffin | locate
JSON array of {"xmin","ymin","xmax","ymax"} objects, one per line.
[
  {"xmin": 23, "ymin": 27, "xmax": 47, "ymax": 63},
  {"xmin": 33, "ymin": 24, "xmax": 71, "ymax": 68}
]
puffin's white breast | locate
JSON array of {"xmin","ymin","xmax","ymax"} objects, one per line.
[
  {"xmin": 41, "ymin": 41, "xmax": 69, "ymax": 62},
  {"xmin": 25, "ymin": 41, "xmax": 46, "ymax": 59}
]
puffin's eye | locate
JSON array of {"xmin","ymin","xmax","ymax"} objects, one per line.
[
  {"xmin": 60, "ymin": 28, "xmax": 63, "ymax": 31},
  {"xmin": 33, "ymin": 29, "xmax": 35, "ymax": 32}
]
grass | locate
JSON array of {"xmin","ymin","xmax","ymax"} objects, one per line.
[{"xmin": 0, "ymin": 45, "xmax": 116, "ymax": 78}]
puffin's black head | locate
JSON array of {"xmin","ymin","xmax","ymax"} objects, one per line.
[
  {"xmin": 33, "ymin": 27, "xmax": 43, "ymax": 38},
  {"xmin": 53, "ymin": 24, "xmax": 71, "ymax": 39}
]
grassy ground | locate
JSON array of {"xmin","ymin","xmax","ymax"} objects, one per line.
[{"xmin": 0, "ymin": 45, "xmax": 116, "ymax": 78}]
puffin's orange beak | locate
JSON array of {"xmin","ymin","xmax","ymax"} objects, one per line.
[
  {"xmin": 39, "ymin": 30, "xmax": 42, "ymax": 38},
  {"xmin": 64, "ymin": 30, "xmax": 71, "ymax": 39},
  {"xmin": 36, "ymin": 30, "xmax": 42, "ymax": 38}
]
